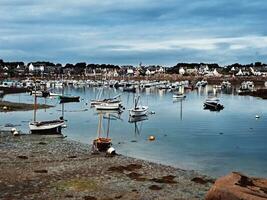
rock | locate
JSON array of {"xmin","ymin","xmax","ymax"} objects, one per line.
[
  {"xmin": 151, "ymin": 175, "xmax": 177, "ymax": 184},
  {"xmin": 34, "ymin": 169, "xmax": 48, "ymax": 173},
  {"xmin": 149, "ymin": 185, "xmax": 162, "ymax": 190},
  {"xmin": 83, "ymin": 196, "xmax": 97, "ymax": 200},
  {"xmin": 38, "ymin": 142, "xmax": 47, "ymax": 145},
  {"xmin": 17, "ymin": 155, "xmax": 28, "ymax": 159},
  {"xmin": 205, "ymin": 172, "xmax": 267, "ymax": 200},
  {"xmin": 191, "ymin": 177, "xmax": 214, "ymax": 185}
]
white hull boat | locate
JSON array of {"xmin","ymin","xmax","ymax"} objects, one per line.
[
  {"xmin": 129, "ymin": 106, "xmax": 148, "ymax": 117},
  {"xmin": 129, "ymin": 96, "xmax": 149, "ymax": 117},
  {"xmin": 29, "ymin": 120, "xmax": 65, "ymax": 134},
  {"xmin": 95, "ymin": 102, "xmax": 121, "ymax": 110}
]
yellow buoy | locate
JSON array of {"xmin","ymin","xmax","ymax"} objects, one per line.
[{"xmin": 149, "ymin": 135, "xmax": 155, "ymax": 141}]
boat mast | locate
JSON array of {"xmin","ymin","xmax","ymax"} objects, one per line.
[
  {"xmin": 106, "ymin": 113, "xmax": 110, "ymax": 138},
  {"xmin": 33, "ymin": 80, "xmax": 37, "ymax": 122},
  {"xmin": 61, "ymin": 74, "xmax": 64, "ymax": 119},
  {"xmin": 97, "ymin": 112, "xmax": 102, "ymax": 138}
]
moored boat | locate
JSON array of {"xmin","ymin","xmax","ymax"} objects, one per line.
[
  {"xmin": 29, "ymin": 81, "xmax": 65, "ymax": 134},
  {"xmin": 95, "ymin": 102, "xmax": 121, "ymax": 110},
  {"xmin": 59, "ymin": 95, "xmax": 80, "ymax": 102},
  {"xmin": 129, "ymin": 96, "xmax": 148, "ymax": 117},
  {"xmin": 173, "ymin": 92, "xmax": 186, "ymax": 99},
  {"xmin": 203, "ymin": 97, "xmax": 224, "ymax": 111},
  {"xmin": 92, "ymin": 112, "xmax": 112, "ymax": 152}
]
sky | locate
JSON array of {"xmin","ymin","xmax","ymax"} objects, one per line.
[{"xmin": 0, "ymin": 0, "xmax": 267, "ymax": 66}]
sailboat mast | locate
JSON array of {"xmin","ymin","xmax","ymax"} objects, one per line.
[
  {"xmin": 97, "ymin": 112, "xmax": 102, "ymax": 138},
  {"xmin": 107, "ymin": 113, "xmax": 110, "ymax": 138},
  {"xmin": 33, "ymin": 80, "xmax": 37, "ymax": 122},
  {"xmin": 61, "ymin": 74, "xmax": 64, "ymax": 119}
]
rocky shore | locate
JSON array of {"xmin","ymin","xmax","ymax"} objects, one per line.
[
  {"xmin": 0, "ymin": 131, "xmax": 213, "ymax": 200},
  {"xmin": 0, "ymin": 101, "xmax": 52, "ymax": 112}
]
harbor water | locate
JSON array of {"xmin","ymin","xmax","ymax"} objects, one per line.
[{"xmin": 1, "ymin": 85, "xmax": 267, "ymax": 178}]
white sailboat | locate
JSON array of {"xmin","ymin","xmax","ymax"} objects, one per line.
[
  {"xmin": 95, "ymin": 101, "xmax": 121, "ymax": 110},
  {"xmin": 129, "ymin": 96, "xmax": 148, "ymax": 117},
  {"xmin": 29, "ymin": 81, "xmax": 64, "ymax": 134}
]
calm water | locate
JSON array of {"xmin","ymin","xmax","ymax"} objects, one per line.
[{"xmin": 1, "ymin": 86, "xmax": 267, "ymax": 178}]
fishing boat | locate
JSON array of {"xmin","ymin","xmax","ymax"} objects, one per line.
[
  {"xmin": 29, "ymin": 81, "xmax": 65, "ymax": 134},
  {"xmin": 173, "ymin": 92, "xmax": 186, "ymax": 99},
  {"xmin": 129, "ymin": 96, "xmax": 148, "ymax": 117},
  {"xmin": 203, "ymin": 97, "xmax": 224, "ymax": 111},
  {"xmin": 92, "ymin": 112, "xmax": 112, "ymax": 152}
]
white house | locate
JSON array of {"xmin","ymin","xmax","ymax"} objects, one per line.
[
  {"xmin": 29, "ymin": 63, "xmax": 34, "ymax": 71},
  {"xmin": 158, "ymin": 67, "xmax": 165, "ymax": 73},
  {"xmin": 145, "ymin": 69, "xmax": 151, "ymax": 76},
  {"xmin": 213, "ymin": 68, "xmax": 221, "ymax": 77},
  {"xmin": 236, "ymin": 69, "xmax": 244, "ymax": 76},
  {"xmin": 127, "ymin": 68, "xmax": 134, "ymax": 75},
  {"xmin": 29, "ymin": 63, "xmax": 45, "ymax": 72},
  {"xmin": 179, "ymin": 67, "xmax": 185, "ymax": 75},
  {"xmin": 113, "ymin": 69, "xmax": 119, "ymax": 77}
]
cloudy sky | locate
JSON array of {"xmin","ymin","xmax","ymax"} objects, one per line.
[{"xmin": 0, "ymin": 0, "xmax": 267, "ymax": 66}]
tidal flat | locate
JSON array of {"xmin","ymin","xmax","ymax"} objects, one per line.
[{"xmin": 0, "ymin": 131, "xmax": 213, "ymax": 200}]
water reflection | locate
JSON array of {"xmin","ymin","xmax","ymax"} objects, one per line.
[
  {"xmin": 173, "ymin": 98, "xmax": 184, "ymax": 120},
  {"xmin": 128, "ymin": 115, "xmax": 148, "ymax": 138}
]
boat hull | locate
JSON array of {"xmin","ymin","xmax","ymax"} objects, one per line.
[
  {"xmin": 93, "ymin": 138, "xmax": 111, "ymax": 152},
  {"xmin": 29, "ymin": 120, "xmax": 65, "ymax": 134},
  {"xmin": 129, "ymin": 106, "xmax": 148, "ymax": 117},
  {"xmin": 59, "ymin": 96, "xmax": 80, "ymax": 103},
  {"xmin": 95, "ymin": 102, "xmax": 121, "ymax": 110}
]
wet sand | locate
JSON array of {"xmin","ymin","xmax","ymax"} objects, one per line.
[{"xmin": 0, "ymin": 131, "xmax": 213, "ymax": 200}]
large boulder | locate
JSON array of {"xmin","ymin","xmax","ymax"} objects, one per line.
[{"xmin": 206, "ymin": 172, "xmax": 267, "ymax": 200}]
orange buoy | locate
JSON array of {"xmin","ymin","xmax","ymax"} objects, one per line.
[{"xmin": 149, "ymin": 135, "xmax": 155, "ymax": 141}]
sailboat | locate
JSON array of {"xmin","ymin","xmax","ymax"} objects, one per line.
[
  {"xmin": 129, "ymin": 95, "xmax": 148, "ymax": 117},
  {"xmin": 29, "ymin": 80, "xmax": 65, "ymax": 134},
  {"xmin": 59, "ymin": 77, "xmax": 80, "ymax": 103},
  {"xmin": 92, "ymin": 112, "xmax": 112, "ymax": 152},
  {"xmin": 90, "ymin": 91, "xmax": 122, "ymax": 106},
  {"xmin": 92, "ymin": 92, "xmax": 122, "ymax": 110}
]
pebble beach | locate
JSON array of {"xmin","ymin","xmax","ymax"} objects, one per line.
[{"xmin": 0, "ymin": 131, "xmax": 213, "ymax": 200}]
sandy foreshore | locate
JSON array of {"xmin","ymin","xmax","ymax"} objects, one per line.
[{"xmin": 0, "ymin": 131, "xmax": 213, "ymax": 200}]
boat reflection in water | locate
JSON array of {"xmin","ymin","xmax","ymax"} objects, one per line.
[
  {"xmin": 128, "ymin": 115, "xmax": 148, "ymax": 138},
  {"xmin": 173, "ymin": 98, "xmax": 184, "ymax": 121},
  {"xmin": 92, "ymin": 110, "xmax": 122, "ymax": 152}
]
